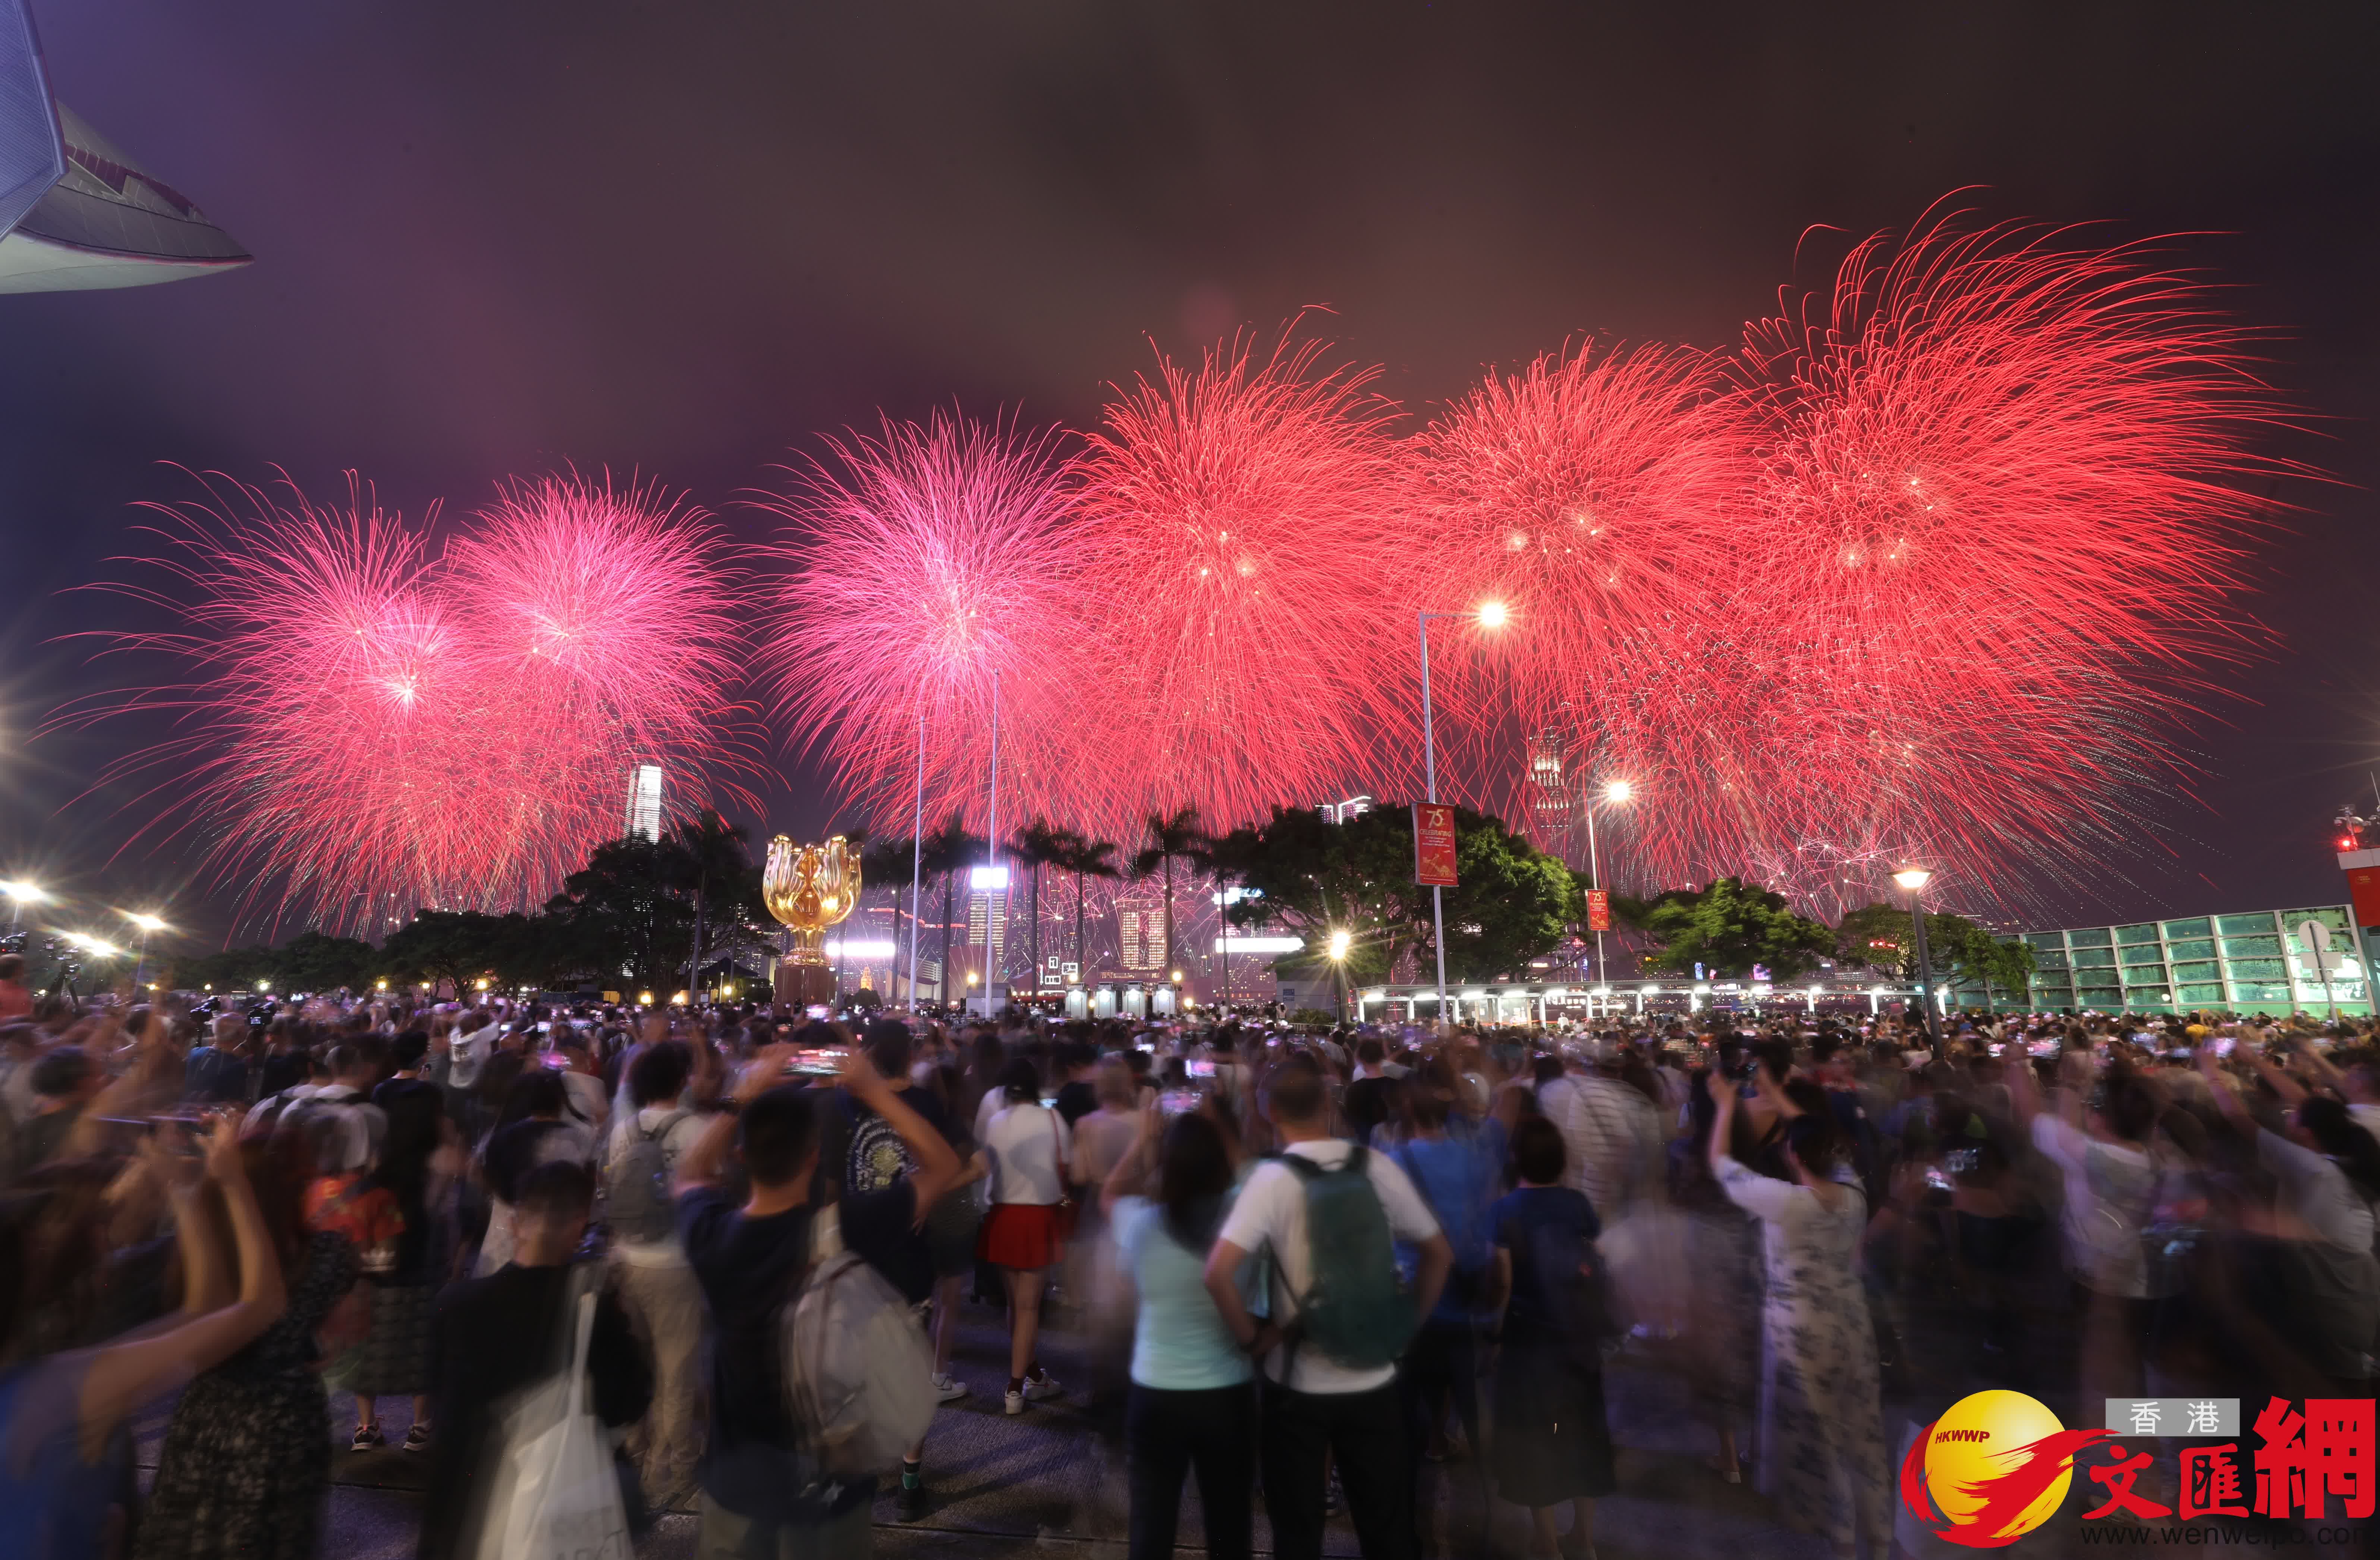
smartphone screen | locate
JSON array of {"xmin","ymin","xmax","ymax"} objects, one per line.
[
  {"xmin": 806, "ymin": 1005, "xmax": 829, "ymax": 1020},
  {"xmin": 1187, "ymin": 1058, "xmax": 1216, "ymax": 1078}
]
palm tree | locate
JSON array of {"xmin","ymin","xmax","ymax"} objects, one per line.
[
  {"xmin": 1008, "ymin": 818, "xmax": 1073, "ymax": 996},
  {"xmin": 913, "ymin": 815, "xmax": 986, "ymax": 1006},
  {"xmin": 1060, "ymin": 831, "xmax": 1120, "ymax": 980},
  {"xmin": 1130, "ymin": 806, "xmax": 1208, "ymax": 980}
]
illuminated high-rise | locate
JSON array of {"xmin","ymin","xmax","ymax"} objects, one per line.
[
  {"xmin": 967, "ymin": 888, "xmax": 1010, "ymax": 987},
  {"xmin": 1524, "ymin": 728, "xmax": 1578, "ymax": 867},
  {"xmin": 624, "ymin": 763, "xmax": 664, "ymax": 841},
  {"xmin": 1117, "ymin": 897, "xmax": 1168, "ymax": 973}
]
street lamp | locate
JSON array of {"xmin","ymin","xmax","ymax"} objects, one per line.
[
  {"xmin": 119, "ymin": 911, "xmax": 167, "ymax": 994},
  {"xmin": 1892, "ymin": 866, "xmax": 1937, "ymax": 1043},
  {"xmin": 1417, "ymin": 602, "xmax": 1509, "ymax": 1018},
  {"xmin": 1, "ymin": 879, "xmax": 46, "ymax": 929},
  {"xmin": 1326, "ymin": 928, "xmax": 1352, "ymax": 1021},
  {"xmin": 1582, "ymin": 779, "xmax": 1633, "ymax": 998}
]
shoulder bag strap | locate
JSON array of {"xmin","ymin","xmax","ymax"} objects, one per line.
[{"xmin": 1047, "ymin": 1107, "xmax": 1073, "ymax": 1200}]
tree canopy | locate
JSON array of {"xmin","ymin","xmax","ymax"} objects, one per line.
[
  {"xmin": 1632, "ymin": 877, "xmax": 1837, "ymax": 981},
  {"xmin": 1224, "ymin": 803, "xmax": 1578, "ymax": 983},
  {"xmin": 1835, "ymin": 901, "xmax": 2037, "ymax": 993}
]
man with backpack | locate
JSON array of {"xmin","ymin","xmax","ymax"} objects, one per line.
[
  {"xmin": 676, "ymin": 1041, "xmax": 961, "ymax": 1560},
  {"xmin": 830, "ymin": 1019, "xmax": 968, "ymax": 1519},
  {"xmin": 1204, "ymin": 1058, "xmax": 1453, "ymax": 1560},
  {"xmin": 605, "ymin": 1040, "xmax": 712, "ymax": 1513}
]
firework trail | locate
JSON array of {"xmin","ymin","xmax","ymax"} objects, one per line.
[
  {"xmin": 1704, "ymin": 208, "xmax": 2286, "ymax": 908},
  {"xmin": 1074, "ymin": 332, "xmax": 1412, "ymax": 830},
  {"xmin": 761, "ymin": 412, "xmax": 1095, "ymax": 834},
  {"xmin": 67, "ymin": 471, "xmax": 747, "ymax": 932}
]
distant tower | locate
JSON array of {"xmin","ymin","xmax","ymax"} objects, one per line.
[
  {"xmin": 624, "ymin": 763, "xmax": 664, "ymax": 841},
  {"xmin": 1116, "ymin": 895, "xmax": 1169, "ymax": 974},
  {"xmin": 1525, "ymin": 728, "xmax": 1578, "ymax": 867},
  {"xmin": 967, "ymin": 884, "xmax": 1010, "ymax": 988}
]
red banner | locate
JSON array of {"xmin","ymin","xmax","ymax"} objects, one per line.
[
  {"xmin": 1413, "ymin": 803, "xmax": 1459, "ymax": 887},
  {"xmin": 1585, "ymin": 888, "xmax": 1611, "ymax": 932},
  {"xmin": 2350, "ymin": 866, "xmax": 2380, "ymax": 930}
]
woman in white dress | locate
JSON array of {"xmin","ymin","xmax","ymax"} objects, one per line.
[{"xmin": 1705, "ymin": 1072, "xmax": 1889, "ymax": 1560}]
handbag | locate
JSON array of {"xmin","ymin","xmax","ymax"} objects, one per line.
[{"xmin": 469, "ymin": 1271, "xmax": 631, "ymax": 1560}]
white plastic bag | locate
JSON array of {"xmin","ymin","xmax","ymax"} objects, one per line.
[{"xmin": 469, "ymin": 1282, "xmax": 632, "ymax": 1560}]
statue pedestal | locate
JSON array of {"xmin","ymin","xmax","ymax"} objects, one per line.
[{"xmin": 773, "ymin": 960, "xmax": 836, "ymax": 1011}]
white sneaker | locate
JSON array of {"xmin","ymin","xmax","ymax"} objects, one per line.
[
  {"xmin": 933, "ymin": 1373, "xmax": 968, "ymax": 1403},
  {"xmin": 1021, "ymin": 1374, "xmax": 1063, "ymax": 1402},
  {"xmin": 1004, "ymin": 1388, "xmax": 1025, "ymax": 1416}
]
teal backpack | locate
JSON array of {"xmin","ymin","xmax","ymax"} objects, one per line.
[{"xmin": 1275, "ymin": 1145, "xmax": 1415, "ymax": 1370}]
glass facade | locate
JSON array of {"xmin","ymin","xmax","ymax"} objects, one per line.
[{"xmin": 1959, "ymin": 904, "xmax": 2373, "ymax": 1017}]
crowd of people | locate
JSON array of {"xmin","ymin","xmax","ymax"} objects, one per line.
[{"xmin": 3, "ymin": 949, "xmax": 2378, "ymax": 1560}]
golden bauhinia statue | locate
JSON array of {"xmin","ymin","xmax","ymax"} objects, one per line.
[{"xmin": 763, "ymin": 834, "xmax": 858, "ymax": 1009}]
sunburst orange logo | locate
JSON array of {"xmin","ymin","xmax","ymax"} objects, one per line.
[{"xmin": 1899, "ymin": 1390, "xmax": 2114, "ymax": 1548}]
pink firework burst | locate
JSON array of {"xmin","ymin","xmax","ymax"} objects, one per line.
[
  {"xmin": 1406, "ymin": 341, "xmax": 1749, "ymax": 866},
  {"xmin": 1708, "ymin": 207, "xmax": 2289, "ymax": 907},
  {"xmin": 761, "ymin": 413, "xmax": 1095, "ymax": 832},
  {"xmin": 447, "ymin": 472, "xmax": 749, "ymax": 775},
  {"xmin": 68, "ymin": 471, "xmax": 749, "ymax": 932},
  {"xmin": 1075, "ymin": 332, "xmax": 1412, "ymax": 829}
]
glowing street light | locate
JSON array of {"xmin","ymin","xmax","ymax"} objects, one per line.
[
  {"xmin": 1325, "ymin": 927, "xmax": 1353, "ymax": 1021},
  {"xmin": 2, "ymin": 880, "xmax": 47, "ymax": 928},
  {"xmin": 1417, "ymin": 601, "xmax": 1513, "ymax": 1015},
  {"xmin": 118, "ymin": 910, "xmax": 169, "ymax": 993},
  {"xmin": 1892, "ymin": 867, "xmax": 1938, "ymax": 1043}
]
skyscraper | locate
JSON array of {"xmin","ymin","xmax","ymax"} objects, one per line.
[
  {"xmin": 623, "ymin": 763, "xmax": 664, "ymax": 841},
  {"xmin": 1524, "ymin": 728, "xmax": 1578, "ymax": 867},
  {"xmin": 967, "ymin": 888, "xmax": 1010, "ymax": 988},
  {"xmin": 1117, "ymin": 897, "xmax": 1168, "ymax": 974}
]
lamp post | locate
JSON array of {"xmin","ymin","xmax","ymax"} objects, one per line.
[
  {"xmin": 120, "ymin": 912, "xmax": 167, "ymax": 994},
  {"xmin": 1582, "ymin": 778, "xmax": 1632, "ymax": 991},
  {"xmin": 1417, "ymin": 601, "xmax": 1506, "ymax": 1021},
  {"xmin": 906, "ymin": 705, "xmax": 927, "ymax": 1012},
  {"xmin": 1893, "ymin": 867, "xmax": 1937, "ymax": 1044},
  {"xmin": 981, "ymin": 673, "xmax": 1002, "ymax": 1016}
]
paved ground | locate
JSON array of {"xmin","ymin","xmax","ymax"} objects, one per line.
[{"xmin": 132, "ymin": 1286, "xmax": 2296, "ymax": 1558}]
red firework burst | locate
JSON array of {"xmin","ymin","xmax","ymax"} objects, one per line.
[
  {"xmin": 760, "ymin": 413, "xmax": 1095, "ymax": 833},
  {"xmin": 1074, "ymin": 333, "xmax": 1412, "ymax": 829},
  {"xmin": 67, "ymin": 471, "xmax": 747, "ymax": 932},
  {"xmin": 1406, "ymin": 342, "xmax": 1749, "ymax": 862},
  {"xmin": 1702, "ymin": 208, "xmax": 2287, "ymax": 906}
]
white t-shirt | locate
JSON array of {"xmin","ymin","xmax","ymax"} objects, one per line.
[
  {"xmin": 984, "ymin": 1102, "xmax": 1073, "ymax": 1206},
  {"xmin": 2031, "ymin": 1114, "xmax": 2157, "ymax": 1298},
  {"xmin": 560, "ymin": 1069, "xmax": 609, "ymax": 1133},
  {"xmin": 1215, "ymin": 1138, "xmax": 1443, "ymax": 1395}
]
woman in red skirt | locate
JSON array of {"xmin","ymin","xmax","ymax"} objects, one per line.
[{"xmin": 975, "ymin": 1056, "xmax": 1080, "ymax": 1413}]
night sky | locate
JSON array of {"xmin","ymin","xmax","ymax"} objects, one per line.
[{"xmin": 4, "ymin": 1, "xmax": 2376, "ymax": 947}]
